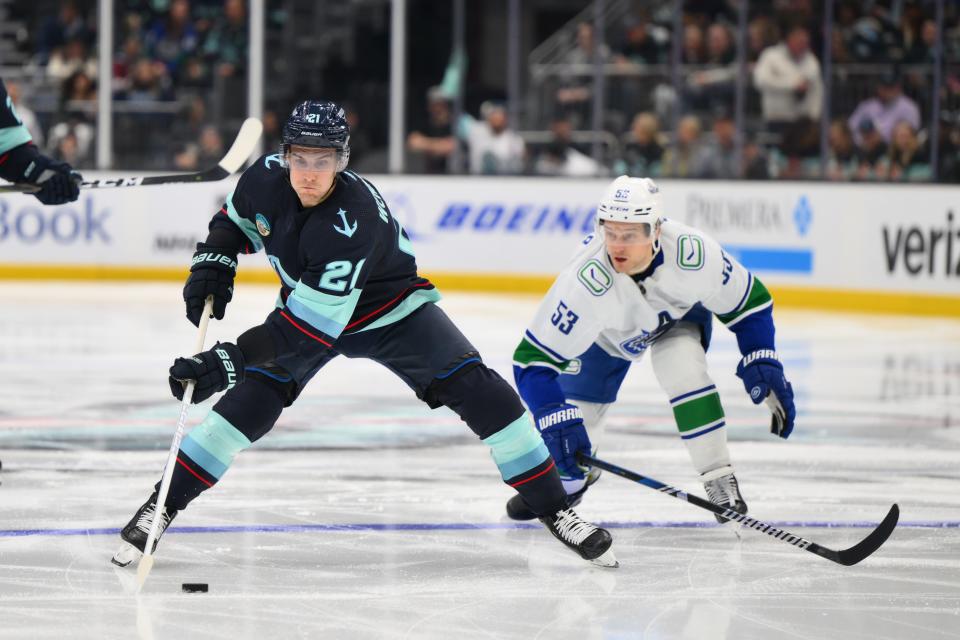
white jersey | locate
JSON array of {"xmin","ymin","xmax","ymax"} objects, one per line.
[{"xmin": 519, "ymin": 219, "xmax": 770, "ymax": 367}]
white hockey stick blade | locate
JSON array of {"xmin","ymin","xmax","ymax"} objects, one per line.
[{"xmin": 217, "ymin": 117, "xmax": 264, "ymax": 174}]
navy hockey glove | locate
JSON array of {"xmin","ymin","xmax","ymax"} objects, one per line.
[
  {"xmin": 535, "ymin": 403, "xmax": 592, "ymax": 479},
  {"xmin": 13, "ymin": 146, "xmax": 82, "ymax": 205},
  {"xmin": 184, "ymin": 243, "xmax": 238, "ymax": 326},
  {"xmin": 168, "ymin": 342, "xmax": 245, "ymax": 404},
  {"xmin": 736, "ymin": 349, "xmax": 796, "ymax": 439}
]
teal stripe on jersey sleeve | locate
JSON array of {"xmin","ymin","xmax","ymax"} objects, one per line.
[
  {"xmin": 352, "ymin": 288, "xmax": 442, "ymax": 333},
  {"xmin": 285, "ymin": 281, "xmax": 363, "ymax": 339},
  {"xmin": 0, "ymin": 125, "xmax": 32, "ymax": 155},
  {"xmin": 225, "ymin": 191, "xmax": 264, "ymax": 252}
]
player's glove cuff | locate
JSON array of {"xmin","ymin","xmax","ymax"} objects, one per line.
[{"xmin": 190, "ymin": 243, "xmax": 238, "ymax": 275}]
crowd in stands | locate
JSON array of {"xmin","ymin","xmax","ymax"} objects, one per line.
[
  {"xmin": 6, "ymin": 0, "xmax": 960, "ymax": 183},
  {"xmin": 407, "ymin": 0, "xmax": 960, "ymax": 183},
  {"xmin": 9, "ymin": 0, "xmax": 257, "ymax": 170}
]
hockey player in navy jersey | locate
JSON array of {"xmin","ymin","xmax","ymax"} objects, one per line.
[
  {"xmin": 508, "ymin": 176, "xmax": 796, "ymax": 522},
  {"xmin": 0, "ymin": 78, "xmax": 81, "ymax": 204},
  {"xmin": 112, "ymin": 100, "xmax": 617, "ymax": 568}
]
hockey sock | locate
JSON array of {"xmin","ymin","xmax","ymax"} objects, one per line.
[
  {"xmin": 669, "ymin": 384, "xmax": 731, "ymax": 474},
  {"xmin": 483, "ymin": 414, "xmax": 567, "ymax": 515},
  {"xmin": 161, "ymin": 410, "xmax": 252, "ymax": 510},
  {"xmin": 160, "ymin": 375, "xmax": 287, "ymax": 510}
]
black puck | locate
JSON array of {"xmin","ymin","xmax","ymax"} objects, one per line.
[{"xmin": 182, "ymin": 583, "xmax": 208, "ymax": 593}]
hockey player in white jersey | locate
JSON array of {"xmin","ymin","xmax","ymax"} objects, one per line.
[{"xmin": 508, "ymin": 175, "xmax": 796, "ymax": 521}]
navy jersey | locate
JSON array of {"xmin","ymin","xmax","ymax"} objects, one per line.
[
  {"xmin": 0, "ymin": 79, "xmax": 35, "ymax": 173},
  {"xmin": 211, "ymin": 154, "xmax": 440, "ymax": 358}
]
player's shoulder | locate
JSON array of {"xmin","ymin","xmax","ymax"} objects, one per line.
[
  {"xmin": 333, "ymin": 170, "xmax": 392, "ymax": 224},
  {"xmin": 236, "ymin": 153, "xmax": 289, "ymax": 196},
  {"xmin": 658, "ymin": 218, "xmax": 723, "ymax": 274},
  {"xmin": 556, "ymin": 234, "xmax": 619, "ymax": 300}
]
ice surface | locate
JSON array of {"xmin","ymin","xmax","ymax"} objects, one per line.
[{"xmin": 0, "ymin": 282, "xmax": 958, "ymax": 639}]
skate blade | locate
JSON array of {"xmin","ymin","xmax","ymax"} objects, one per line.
[
  {"xmin": 589, "ymin": 548, "xmax": 619, "ymax": 568},
  {"xmin": 111, "ymin": 541, "xmax": 143, "ymax": 567}
]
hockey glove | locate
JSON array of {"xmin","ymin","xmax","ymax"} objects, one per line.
[
  {"xmin": 535, "ymin": 403, "xmax": 592, "ymax": 479},
  {"xmin": 184, "ymin": 243, "xmax": 238, "ymax": 326},
  {"xmin": 736, "ymin": 349, "xmax": 796, "ymax": 439},
  {"xmin": 9, "ymin": 145, "xmax": 82, "ymax": 205},
  {"xmin": 168, "ymin": 341, "xmax": 245, "ymax": 404}
]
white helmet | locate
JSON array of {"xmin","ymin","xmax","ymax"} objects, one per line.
[{"xmin": 595, "ymin": 175, "xmax": 663, "ymax": 252}]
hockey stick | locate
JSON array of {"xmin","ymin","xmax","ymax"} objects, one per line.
[
  {"xmin": 577, "ymin": 452, "xmax": 899, "ymax": 566},
  {"xmin": 0, "ymin": 117, "xmax": 262, "ymax": 194},
  {"xmin": 136, "ymin": 296, "xmax": 215, "ymax": 591}
]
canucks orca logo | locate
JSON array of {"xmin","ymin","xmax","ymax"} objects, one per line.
[{"xmin": 255, "ymin": 213, "xmax": 271, "ymax": 236}]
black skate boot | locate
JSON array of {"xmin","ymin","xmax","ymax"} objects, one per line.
[
  {"xmin": 506, "ymin": 468, "xmax": 601, "ymax": 521},
  {"xmin": 540, "ymin": 507, "xmax": 618, "ymax": 567},
  {"xmin": 702, "ymin": 466, "xmax": 748, "ymax": 524},
  {"xmin": 111, "ymin": 492, "xmax": 179, "ymax": 567}
]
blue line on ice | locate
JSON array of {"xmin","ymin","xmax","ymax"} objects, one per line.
[{"xmin": 0, "ymin": 520, "xmax": 956, "ymax": 537}]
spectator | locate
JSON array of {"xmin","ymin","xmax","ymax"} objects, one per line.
[
  {"xmin": 47, "ymin": 114, "xmax": 94, "ymax": 169},
  {"xmin": 826, "ymin": 120, "xmax": 857, "ymax": 181},
  {"xmin": 853, "ymin": 119, "xmax": 889, "ymax": 181},
  {"xmin": 36, "ymin": 0, "xmax": 90, "ymax": 64},
  {"xmin": 61, "ymin": 70, "xmax": 96, "ymax": 112},
  {"xmin": 46, "ymin": 38, "xmax": 97, "ymax": 83},
  {"xmin": 615, "ymin": 112, "xmax": 664, "ymax": 177},
  {"xmin": 456, "ymin": 101, "xmax": 525, "ymax": 175},
  {"xmin": 174, "ymin": 124, "xmax": 223, "ymax": 171},
  {"xmin": 261, "ymin": 109, "xmax": 282, "ymax": 154},
  {"xmin": 406, "ymin": 87, "xmax": 456, "ymax": 174},
  {"xmin": 661, "ymin": 115, "xmax": 704, "ymax": 178},
  {"xmin": 120, "ymin": 58, "xmax": 175, "ymax": 102},
  {"xmin": 204, "ymin": 0, "xmax": 248, "ymax": 78},
  {"xmin": 691, "ymin": 110, "xmax": 739, "ymax": 179},
  {"xmin": 4, "ymin": 81, "xmax": 44, "ymax": 148},
  {"xmin": 742, "ymin": 137, "xmax": 771, "ymax": 179},
  {"xmin": 904, "ymin": 19, "xmax": 937, "ymax": 64},
  {"xmin": 753, "ymin": 24, "xmax": 822, "ymax": 157},
  {"xmin": 686, "ymin": 23, "xmax": 737, "ymax": 111},
  {"xmin": 887, "ymin": 121, "xmax": 931, "ymax": 182},
  {"xmin": 705, "ymin": 23, "xmax": 735, "ymax": 65},
  {"xmin": 614, "ymin": 14, "xmax": 668, "ymax": 65},
  {"xmin": 848, "ymin": 70, "xmax": 921, "ymax": 144},
  {"xmin": 556, "ymin": 22, "xmax": 611, "ymax": 127},
  {"xmin": 533, "ymin": 115, "xmax": 602, "ymax": 177},
  {"xmin": 747, "ymin": 16, "xmax": 779, "ymax": 63},
  {"xmin": 682, "ymin": 24, "xmax": 707, "ymax": 64},
  {"xmin": 145, "ymin": 0, "xmax": 201, "ymax": 79}
]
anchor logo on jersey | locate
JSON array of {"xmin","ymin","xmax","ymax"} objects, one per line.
[
  {"xmin": 333, "ymin": 208, "xmax": 357, "ymax": 238},
  {"xmin": 264, "ymin": 153, "xmax": 282, "ymax": 170}
]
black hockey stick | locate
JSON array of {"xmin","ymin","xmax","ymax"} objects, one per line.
[
  {"xmin": 578, "ymin": 452, "xmax": 899, "ymax": 566},
  {"xmin": 0, "ymin": 117, "xmax": 262, "ymax": 194}
]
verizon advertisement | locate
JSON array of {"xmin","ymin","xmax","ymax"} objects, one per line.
[{"xmin": 0, "ymin": 173, "xmax": 957, "ymax": 297}]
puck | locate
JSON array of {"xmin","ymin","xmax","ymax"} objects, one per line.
[{"xmin": 181, "ymin": 583, "xmax": 208, "ymax": 593}]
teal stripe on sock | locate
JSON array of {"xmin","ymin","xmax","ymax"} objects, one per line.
[
  {"xmin": 482, "ymin": 414, "xmax": 547, "ymax": 480},
  {"xmin": 184, "ymin": 410, "xmax": 252, "ymax": 472},
  {"xmin": 496, "ymin": 444, "xmax": 549, "ymax": 481},
  {"xmin": 180, "ymin": 436, "xmax": 228, "ymax": 479}
]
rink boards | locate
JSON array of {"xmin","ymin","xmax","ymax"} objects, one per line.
[{"xmin": 0, "ymin": 174, "xmax": 957, "ymax": 315}]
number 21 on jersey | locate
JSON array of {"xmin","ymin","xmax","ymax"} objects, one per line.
[{"xmin": 319, "ymin": 258, "xmax": 367, "ymax": 292}]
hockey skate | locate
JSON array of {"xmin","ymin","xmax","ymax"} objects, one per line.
[
  {"xmin": 702, "ymin": 467, "xmax": 748, "ymax": 525},
  {"xmin": 506, "ymin": 468, "xmax": 601, "ymax": 521},
  {"xmin": 111, "ymin": 492, "xmax": 179, "ymax": 567},
  {"xmin": 540, "ymin": 507, "xmax": 618, "ymax": 567}
]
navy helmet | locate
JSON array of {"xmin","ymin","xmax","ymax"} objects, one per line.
[{"xmin": 280, "ymin": 100, "xmax": 351, "ymax": 172}]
